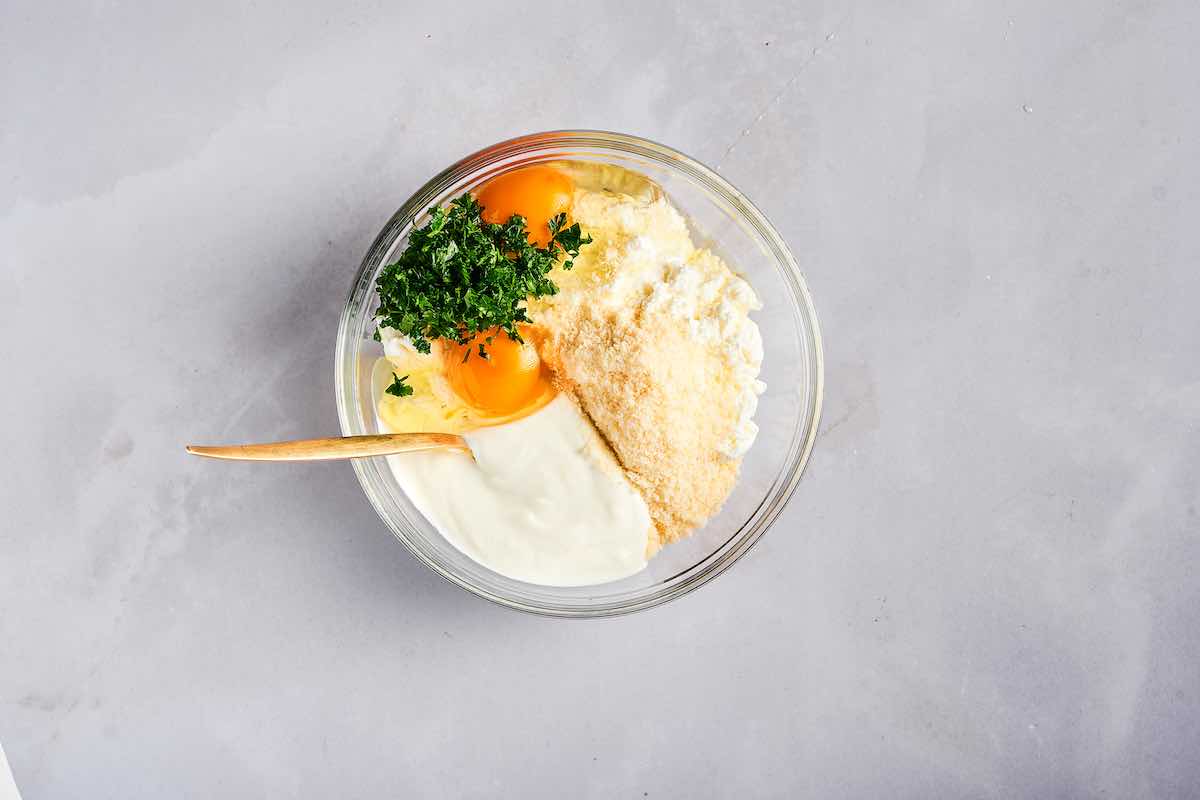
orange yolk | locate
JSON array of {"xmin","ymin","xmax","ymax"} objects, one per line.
[
  {"xmin": 476, "ymin": 165, "xmax": 574, "ymax": 247},
  {"xmin": 443, "ymin": 327, "xmax": 553, "ymax": 416}
]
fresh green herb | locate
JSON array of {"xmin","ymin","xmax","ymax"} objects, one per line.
[
  {"xmin": 546, "ymin": 212, "xmax": 589, "ymax": 256},
  {"xmin": 384, "ymin": 373, "xmax": 414, "ymax": 398},
  {"xmin": 374, "ymin": 193, "xmax": 591, "ymax": 359}
]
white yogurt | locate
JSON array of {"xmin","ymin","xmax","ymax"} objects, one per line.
[{"xmin": 381, "ymin": 395, "xmax": 652, "ymax": 586}]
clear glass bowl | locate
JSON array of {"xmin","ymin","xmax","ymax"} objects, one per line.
[{"xmin": 335, "ymin": 130, "xmax": 823, "ymax": 617}]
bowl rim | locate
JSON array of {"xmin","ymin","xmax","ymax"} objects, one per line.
[{"xmin": 335, "ymin": 129, "xmax": 824, "ymax": 617}]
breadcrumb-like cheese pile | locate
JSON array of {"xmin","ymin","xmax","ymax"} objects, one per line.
[
  {"xmin": 532, "ymin": 183, "xmax": 764, "ymax": 546},
  {"xmin": 540, "ymin": 304, "xmax": 740, "ymax": 545}
]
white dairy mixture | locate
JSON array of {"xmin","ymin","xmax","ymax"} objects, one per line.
[
  {"xmin": 641, "ymin": 251, "xmax": 766, "ymax": 458},
  {"xmin": 380, "ymin": 395, "xmax": 652, "ymax": 586}
]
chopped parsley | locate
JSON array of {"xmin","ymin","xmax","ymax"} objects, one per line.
[
  {"xmin": 374, "ymin": 193, "xmax": 591, "ymax": 359},
  {"xmin": 384, "ymin": 373, "xmax": 414, "ymax": 398}
]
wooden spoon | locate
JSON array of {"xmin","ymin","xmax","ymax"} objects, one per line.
[{"xmin": 185, "ymin": 432, "xmax": 471, "ymax": 462}]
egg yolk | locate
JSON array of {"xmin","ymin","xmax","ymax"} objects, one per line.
[
  {"xmin": 476, "ymin": 166, "xmax": 574, "ymax": 247},
  {"xmin": 444, "ymin": 327, "xmax": 553, "ymax": 416}
]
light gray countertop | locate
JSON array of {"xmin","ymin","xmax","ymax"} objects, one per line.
[{"xmin": 2, "ymin": 1, "xmax": 1198, "ymax": 797}]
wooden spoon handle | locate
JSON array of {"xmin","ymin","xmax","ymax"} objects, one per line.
[{"xmin": 185, "ymin": 432, "xmax": 470, "ymax": 461}]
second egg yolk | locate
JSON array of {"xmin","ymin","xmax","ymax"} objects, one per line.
[
  {"xmin": 476, "ymin": 165, "xmax": 574, "ymax": 247},
  {"xmin": 443, "ymin": 327, "xmax": 553, "ymax": 417}
]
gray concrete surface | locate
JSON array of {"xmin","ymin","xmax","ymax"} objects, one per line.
[{"xmin": 2, "ymin": 1, "xmax": 1198, "ymax": 797}]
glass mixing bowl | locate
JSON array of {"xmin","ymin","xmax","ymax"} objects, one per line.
[{"xmin": 335, "ymin": 130, "xmax": 823, "ymax": 617}]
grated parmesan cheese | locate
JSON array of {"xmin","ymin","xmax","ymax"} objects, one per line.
[{"xmin": 531, "ymin": 182, "xmax": 766, "ymax": 545}]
